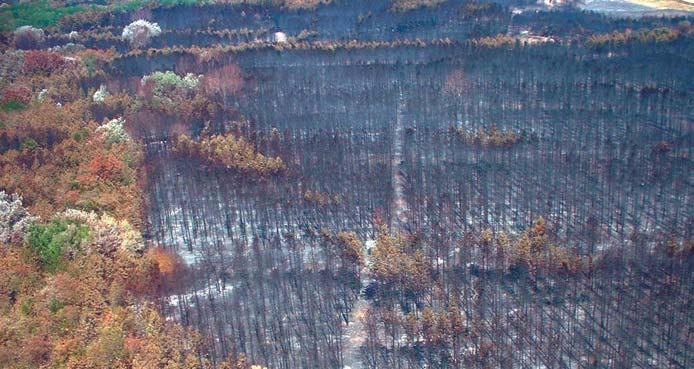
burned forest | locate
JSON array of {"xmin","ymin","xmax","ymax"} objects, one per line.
[{"xmin": 0, "ymin": 1, "xmax": 692, "ymax": 369}]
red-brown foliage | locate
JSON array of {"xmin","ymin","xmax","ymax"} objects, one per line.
[
  {"xmin": 22, "ymin": 51, "xmax": 67, "ymax": 75},
  {"xmin": 1, "ymin": 84, "xmax": 32, "ymax": 104}
]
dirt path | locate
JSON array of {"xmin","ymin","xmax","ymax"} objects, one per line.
[
  {"xmin": 341, "ymin": 291, "xmax": 369, "ymax": 369},
  {"xmin": 341, "ymin": 88, "xmax": 409, "ymax": 369},
  {"xmin": 391, "ymin": 88, "xmax": 409, "ymax": 229}
]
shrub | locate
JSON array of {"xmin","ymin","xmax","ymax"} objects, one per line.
[
  {"xmin": 21, "ymin": 138, "xmax": 38, "ymax": 151},
  {"xmin": 0, "ymin": 50, "xmax": 25, "ymax": 82},
  {"xmin": 1, "ymin": 101, "xmax": 27, "ymax": 112},
  {"xmin": 122, "ymin": 19, "xmax": 161, "ymax": 49}
]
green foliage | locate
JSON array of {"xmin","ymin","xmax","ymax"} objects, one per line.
[
  {"xmin": 48, "ymin": 298, "xmax": 65, "ymax": 314},
  {"xmin": 0, "ymin": 1, "xmax": 87, "ymax": 32},
  {"xmin": 83, "ymin": 55, "xmax": 99, "ymax": 76},
  {"xmin": 72, "ymin": 127, "xmax": 91, "ymax": 142},
  {"xmin": 1, "ymin": 101, "xmax": 27, "ymax": 112},
  {"xmin": 20, "ymin": 298, "xmax": 34, "ymax": 316},
  {"xmin": 140, "ymin": 71, "xmax": 201, "ymax": 109},
  {"xmin": 0, "ymin": 0, "xmax": 211, "ymax": 32},
  {"xmin": 20, "ymin": 138, "xmax": 38, "ymax": 151},
  {"xmin": 27, "ymin": 220, "xmax": 90, "ymax": 272},
  {"xmin": 113, "ymin": 0, "xmax": 208, "ymax": 13}
]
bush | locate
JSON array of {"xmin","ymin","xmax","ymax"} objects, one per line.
[
  {"xmin": 27, "ymin": 220, "xmax": 90, "ymax": 271},
  {"xmin": 20, "ymin": 138, "xmax": 38, "ymax": 151},
  {"xmin": 1, "ymin": 101, "xmax": 27, "ymax": 112}
]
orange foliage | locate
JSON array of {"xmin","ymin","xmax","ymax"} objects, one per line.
[
  {"xmin": 147, "ymin": 247, "xmax": 183, "ymax": 278},
  {"xmin": 0, "ymin": 101, "xmax": 143, "ymax": 228},
  {"xmin": 86, "ymin": 152, "xmax": 126, "ymax": 182},
  {"xmin": 452, "ymin": 125, "xmax": 521, "ymax": 148}
]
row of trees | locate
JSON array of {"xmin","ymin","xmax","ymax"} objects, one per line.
[{"xmin": 173, "ymin": 134, "xmax": 286, "ymax": 177}]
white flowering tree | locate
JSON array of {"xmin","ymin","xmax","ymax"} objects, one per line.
[
  {"xmin": 96, "ymin": 117, "xmax": 131, "ymax": 147},
  {"xmin": 0, "ymin": 191, "xmax": 37, "ymax": 244},
  {"xmin": 93, "ymin": 84, "xmax": 109, "ymax": 103},
  {"xmin": 122, "ymin": 19, "xmax": 162, "ymax": 49}
]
